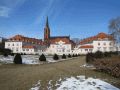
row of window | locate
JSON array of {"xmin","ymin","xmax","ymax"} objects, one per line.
[
  {"xmin": 22, "ymin": 49, "xmax": 33, "ymax": 52},
  {"xmin": 97, "ymin": 47, "xmax": 113, "ymax": 51},
  {"xmin": 97, "ymin": 42, "xmax": 112, "ymax": 46},
  {"xmin": 52, "ymin": 45, "xmax": 70, "ymax": 48},
  {"xmin": 56, "ymin": 49, "xmax": 70, "ymax": 53},
  {"xmin": 80, "ymin": 47, "xmax": 113, "ymax": 52},
  {"xmin": 7, "ymin": 43, "xmax": 21, "ymax": 47}
]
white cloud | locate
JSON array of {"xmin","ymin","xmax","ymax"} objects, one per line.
[
  {"xmin": 0, "ymin": 6, "xmax": 11, "ymax": 17},
  {"xmin": 0, "ymin": 0, "xmax": 27, "ymax": 17}
]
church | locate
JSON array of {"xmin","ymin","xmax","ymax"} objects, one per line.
[{"xmin": 44, "ymin": 17, "xmax": 75, "ymax": 55}]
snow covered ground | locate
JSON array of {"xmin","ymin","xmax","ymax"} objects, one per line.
[
  {"xmin": 0, "ymin": 55, "xmax": 57, "ymax": 64},
  {"xmin": 0, "ymin": 55, "xmax": 71, "ymax": 64},
  {"xmin": 30, "ymin": 76, "xmax": 120, "ymax": 90}
]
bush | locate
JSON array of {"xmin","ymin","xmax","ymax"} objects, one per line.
[
  {"xmin": 68, "ymin": 54, "xmax": 71, "ymax": 58},
  {"xmin": 11, "ymin": 53, "xmax": 14, "ymax": 56},
  {"xmin": 14, "ymin": 54, "xmax": 22, "ymax": 64},
  {"xmin": 23, "ymin": 53, "xmax": 26, "ymax": 55},
  {"xmin": 86, "ymin": 53, "xmax": 94, "ymax": 63},
  {"xmin": 3, "ymin": 53, "xmax": 8, "ymax": 57},
  {"xmin": 53, "ymin": 54, "xmax": 59, "ymax": 60},
  {"xmin": 75, "ymin": 54, "xmax": 78, "ymax": 57},
  {"xmin": 104, "ymin": 52, "xmax": 111, "ymax": 57},
  {"xmin": 93, "ymin": 56, "xmax": 120, "ymax": 78},
  {"xmin": 62, "ymin": 54, "xmax": 66, "ymax": 59},
  {"xmin": 39, "ymin": 54, "xmax": 46, "ymax": 61},
  {"xmin": 72, "ymin": 54, "xmax": 75, "ymax": 57},
  {"xmin": 21, "ymin": 53, "xmax": 24, "ymax": 55},
  {"xmin": 94, "ymin": 51, "xmax": 104, "ymax": 59}
]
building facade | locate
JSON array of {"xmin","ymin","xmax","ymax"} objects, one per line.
[
  {"xmin": 5, "ymin": 35, "xmax": 45, "ymax": 54},
  {"xmin": 73, "ymin": 33, "xmax": 115, "ymax": 54}
]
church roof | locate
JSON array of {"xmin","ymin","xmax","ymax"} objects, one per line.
[{"xmin": 50, "ymin": 36, "xmax": 70, "ymax": 39}]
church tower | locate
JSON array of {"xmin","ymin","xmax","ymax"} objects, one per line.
[{"xmin": 44, "ymin": 17, "xmax": 50, "ymax": 45}]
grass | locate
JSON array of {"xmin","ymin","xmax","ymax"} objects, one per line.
[{"xmin": 0, "ymin": 56, "xmax": 120, "ymax": 90}]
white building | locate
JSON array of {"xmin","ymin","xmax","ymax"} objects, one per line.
[
  {"xmin": 5, "ymin": 35, "xmax": 44, "ymax": 54},
  {"xmin": 5, "ymin": 41, "xmax": 36, "ymax": 54},
  {"xmin": 116, "ymin": 43, "xmax": 120, "ymax": 52},
  {"xmin": 73, "ymin": 33, "xmax": 115, "ymax": 54},
  {"xmin": 46, "ymin": 40, "xmax": 72, "ymax": 55}
]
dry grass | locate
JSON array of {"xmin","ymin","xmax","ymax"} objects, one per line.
[{"xmin": 0, "ymin": 56, "xmax": 120, "ymax": 90}]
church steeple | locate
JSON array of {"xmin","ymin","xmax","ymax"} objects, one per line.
[
  {"xmin": 46, "ymin": 16, "xmax": 49, "ymax": 27},
  {"xmin": 44, "ymin": 16, "xmax": 50, "ymax": 45}
]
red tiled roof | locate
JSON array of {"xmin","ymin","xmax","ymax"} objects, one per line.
[
  {"xmin": 22, "ymin": 45, "xmax": 35, "ymax": 49},
  {"xmin": 9, "ymin": 35, "xmax": 43, "ymax": 45},
  {"xmin": 80, "ymin": 32, "xmax": 113, "ymax": 45},
  {"xmin": 50, "ymin": 37, "xmax": 71, "ymax": 44},
  {"xmin": 80, "ymin": 45, "xmax": 93, "ymax": 48}
]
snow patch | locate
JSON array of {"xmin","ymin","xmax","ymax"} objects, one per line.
[
  {"xmin": 30, "ymin": 76, "xmax": 120, "ymax": 90},
  {"xmin": 0, "ymin": 55, "xmax": 58, "ymax": 64},
  {"xmin": 56, "ymin": 76, "xmax": 120, "ymax": 90},
  {"xmin": 80, "ymin": 64, "xmax": 94, "ymax": 68},
  {"xmin": 30, "ymin": 80, "xmax": 41, "ymax": 90}
]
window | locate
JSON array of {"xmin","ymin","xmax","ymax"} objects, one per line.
[
  {"xmin": 89, "ymin": 49, "xmax": 93, "ymax": 52},
  {"xmin": 103, "ymin": 43, "xmax": 106, "ymax": 46},
  {"xmin": 13, "ymin": 44, "xmax": 14, "ymax": 46},
  {"xmin": 97, "ymin": 47, "xmax": 101, "ymax": 50},
  {"xmin": 67, "ymin": 50, "xmax": 70, "ymax": 52},
  {"xmin": 103, "ymin": 47, "xmax": 107, "ymax": 51},
  {"xmin": 109, "ymin": 47, "xmax": 113, "ymax": 51},
  {"xmin": 16, "ymin": 48, "xmax": 18, "ymax": 51},
  {"xmin": 26, "ymin": 49, "xmax": 29, "ymax": 51},
  {"xmin": 8, "ymin": 44, "xmax": 10, "ymax": 46},
  {"xmin": 109, "ymin": 42, "xmax": 112, "ymax": 46},
  {"xmin": 85, "ymin": 49, "xmax": 88, "ymax": 51},
  {"xmin": 98, "ymin": 43, "xmax": 100, "ymax": 46},
  {"xmin": 23, "ymin": 49, "xmax": 25, "ymax": 51},
  {"xmin": 52, "ymin": 45, "xmax": 54, "ymax": 48}
]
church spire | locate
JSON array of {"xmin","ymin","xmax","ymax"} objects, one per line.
[
  {"xmin": 44, "ymin": 16, "xmax": 50, "ymax": 46},
  {"xmin": 46, "ymin": 16, "xmax": 49, "ymax": 27}
]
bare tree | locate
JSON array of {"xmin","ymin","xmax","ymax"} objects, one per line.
[
  {"xmin": 71, "ymin": 38, "xmax": 80, "ymax": 45},
  {"xmin": 109, "ymin": 17, "xmax": 120, "ymax": 44}
]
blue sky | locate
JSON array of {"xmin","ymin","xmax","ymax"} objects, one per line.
[{"xmin": 0, "ymin": 0, "xmax": 120, "ymax": 39}]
